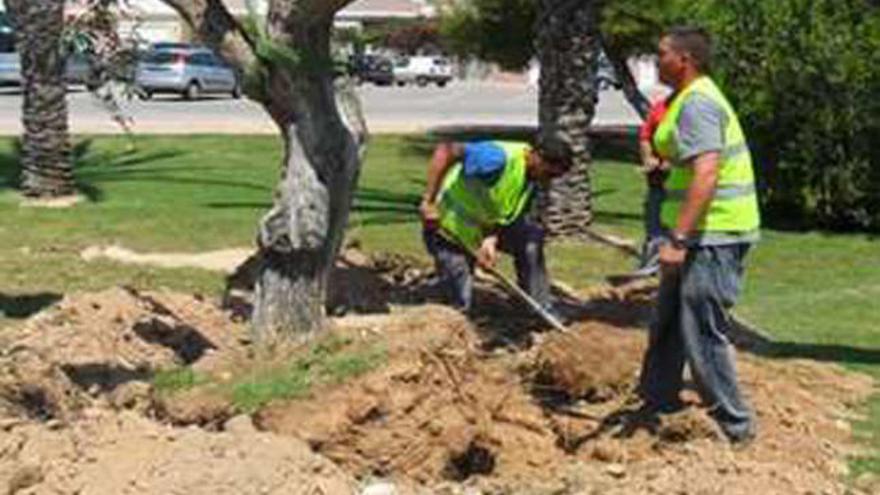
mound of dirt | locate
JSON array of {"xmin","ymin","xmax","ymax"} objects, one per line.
[
  {"xmin": 257, "ymin": 306, "xmax": 566, "ymax": 487},
  {"xmin": 0, "ymin": 287, "xmax": 359, "ymax": 494},
  {"xmin": 0, "ymin": 271, "xmax": 873, "ymax": 495},
  {"xmin": 247, "ymin": 305, "xmax": 874, "ymax": 494},
  {"xmin": 0, "ymin": 408, "xmax": 355, "ymax": 494},
  {"xmin": 13, "ymin": 287, "xmax": 247, "ymax": 374},
  {"xmin": 533, "ymin": 324, "xmax": 644, "ymax": 402}
]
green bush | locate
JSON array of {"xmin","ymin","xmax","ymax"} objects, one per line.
[{"xmin": 690, "ymin": 0, "xmax": 880, "ymax": 230}]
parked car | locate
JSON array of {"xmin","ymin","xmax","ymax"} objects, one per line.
[
  {"xmin": 392, "ymin": 56, "xmax": 453, "ymax": 88},
  {"xmin": 0, "ymin": 52, "xmax": 103, "ymax": 89},
  {"xmin": 135, "ymin": 45, "xmax": 241, "ymax": 100},
  {"xmin": 0, "ymin": 53, "xmax": 18, "ymax": 87},
  {"xmin": 0, "ymin": 18, "xmax": 100, "ymax": 89},
  {"xmin": 348, "ymin": 54, "xmax": 394, "ymax": 86},
  {"xmin": 0, "ymin": 18, "xmax": 19, "ymax": 87}
]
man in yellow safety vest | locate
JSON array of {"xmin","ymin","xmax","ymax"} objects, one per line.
[
  {"xmin": 638, "ymin": 26, "xmax": 761, "ymax": 444},
  {"xmin": 419, "ymin": 138, "xmax": 572, "ymax": 317}
]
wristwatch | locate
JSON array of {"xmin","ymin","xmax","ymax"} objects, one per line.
[{"xmin": 669, "ymin": 231, "xmax": 689, "ymax": 250}]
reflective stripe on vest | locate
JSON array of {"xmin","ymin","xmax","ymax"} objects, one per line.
[
  {"xmin": 652, "ymin": 77, "xmax": 761, "ymax": 234},
  {"xmin": 437, "ymin": 141, "xmax": 533, "ymax": 251}
]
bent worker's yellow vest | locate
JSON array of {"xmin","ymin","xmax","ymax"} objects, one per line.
[
  {"xmin": 653, "ymin": 77, "xmax": 760, "ymax": 235},
  {"xmin": 438, "ymin": 141, "xmax": 533, "ymax": 251}
]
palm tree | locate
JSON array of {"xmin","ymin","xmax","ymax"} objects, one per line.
[
  {"xmin": 535, "ymin": 0, "xmax": 601, "ymax": 238},
  {"xmin": 5, "ymin": 0, "xmax": 74, "ymax": 198}
]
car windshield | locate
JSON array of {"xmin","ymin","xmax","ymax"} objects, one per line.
[{"xmin": 144, "ymin": 51, "xmax": 185, "ymax": 65}]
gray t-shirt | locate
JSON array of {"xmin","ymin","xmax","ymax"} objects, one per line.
[
  {"xmin": 677, "ymin": 93, "xmax": 728, "ymax": 162},
  {"xmin": 674, "ymin": 93, "xmax": 759, "ymax": 246}
]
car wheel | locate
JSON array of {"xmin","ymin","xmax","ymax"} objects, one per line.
[
  {"xmin": 232, "ymin": 83, "xmax": 243, "ymax": 99},
  {"xmin": 436, "ymin": 80, "xmax": 448, "ymax": 88},
  {"xmin": 416, "ymin": 76, "xmax": 429, "ymax": 87},
  {"xmin": 184, "ymin": 82, "xmax": 200, "ymax": 100}
]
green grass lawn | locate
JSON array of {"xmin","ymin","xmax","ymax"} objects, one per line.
[{"xmin": 0, "ymin": 134, "xmax": 878, "ymax": 476}]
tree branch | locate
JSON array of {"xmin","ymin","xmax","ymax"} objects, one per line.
[
  {"xmin": 599, "ymin": 31, "xmax": 650, "ymax": 119},
  {"xmin": 158, "ymin": 0, "xmax": 256, "ymax": 68}
]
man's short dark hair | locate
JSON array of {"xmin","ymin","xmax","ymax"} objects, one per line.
[
  {"xmin": 535, "ymin": 135, "xmax": 574, "ymax": 171},
  {"xmin": 663, "ymin": 25, "xmax": 713, "ymax": 73}
]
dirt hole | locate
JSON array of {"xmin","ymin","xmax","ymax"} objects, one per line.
[
  {"xmin": 8, "ymin": 384, "xmax": 59, "ymax": 421},
  {"xmin": 61, "ymin": 363, "xmax": 152, "ymax": 394},
  {"xmin": 445, "ymin": 441, "xmax": 496, "ymax": 481},
  {"xmin": 132, "ymin": 317, "xmax": 217, "ymax": 364}
]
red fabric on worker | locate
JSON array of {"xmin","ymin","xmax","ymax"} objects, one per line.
[{"xmin": 639, "ymin": 98, "xmax": 670, "ymax": 142}]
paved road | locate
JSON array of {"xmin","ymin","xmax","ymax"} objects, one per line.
[{"xmin": 0, "ymin": 82, "xmax": 641, "ymax": 135}]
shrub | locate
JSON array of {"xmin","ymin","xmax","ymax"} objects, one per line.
[{"xmin": 690, "ymin": 0, "xmax": 880, "ymax": 230}]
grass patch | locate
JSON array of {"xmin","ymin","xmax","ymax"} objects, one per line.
[
  {"xmin": 153, "ymin": 367, "xmax": 207, "ymax": 394},
  {"xmin": 231, "ymin": 336, "xmax": 387, "ymax": 413},
  {"xmin": 0, "ymin": 134, "xmax": 877, "ymax": 475}
]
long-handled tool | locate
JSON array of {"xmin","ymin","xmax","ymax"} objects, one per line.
[
  {"xmin": 439, "ymin": 228, "xmax": 569, "ymax": 333},
  {"xmin": 476, "ymin": 260, "xmax": 570, "ymax": 333}
]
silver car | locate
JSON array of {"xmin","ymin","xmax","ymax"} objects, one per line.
[
  {"xmin": 0, "ymin": 52, "xmax": 98, "ymax": 88},
  {"xmin": 135, "ymin": 46, "xmax": 241, "ymax": 100}
]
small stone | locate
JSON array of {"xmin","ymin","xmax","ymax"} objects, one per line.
[
  {"xmin": 604, "ymin": 463, "xmax": 626, "ymax": 478},
  {"xmin": 224, "ymin": 415, "xmax": 256, "ymax": 435},
  {"xmin": 45, "ymin": 419, "xmax": 64, "ymax": 431},
  {"xmin": 834, "ymin": 419, "xmax": 851, "ymax": 434},
  {"xmin": 590, "ymin": 442, "xmax": 623, "ymax": 463},
  {"xmin": 360, "ymin": 480, "xmax": 397, "ymax": 495}
]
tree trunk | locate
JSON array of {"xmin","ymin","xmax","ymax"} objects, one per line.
[
  {"xmin": 248, "ymin": 6, "xmax": 367, "ymax": 342},
  {"xmin": 159, "ymin": 0, "xmax": 366, "ymax": 343},
  {"xmin": 535, "ymin": 0, "xmax": 601, "ymax": 238},
  {"xmin": 6, "ymin": 0, "xmax": 74, "ymax": 198}
]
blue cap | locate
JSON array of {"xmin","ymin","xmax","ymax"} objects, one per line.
[{"xmin": 462, "ymin": 142, "xmax": 507, "ymax": 184}]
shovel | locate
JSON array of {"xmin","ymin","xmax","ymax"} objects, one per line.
[{"xmin": 440, "ymin": 228, "xmax": 569, "ymax": 333}]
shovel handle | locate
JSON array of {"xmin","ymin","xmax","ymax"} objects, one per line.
[{"xmin": 437, "ymin": 228, "xmax": 568, "ymax": 333}]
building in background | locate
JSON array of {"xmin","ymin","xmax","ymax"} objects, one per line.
[{"xmin": 52, "ymin": 0, "xmax": 436, "ymax": 45}]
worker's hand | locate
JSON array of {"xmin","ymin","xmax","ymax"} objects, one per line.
[
  {"xmin": 641, "ymin": 155, "xmax": 662, "ymax": 174},
  {"xmin": 419, "ymin": 198, "xmax": 440, "ymax": 226},
  {"xmin": 477, "ymin": 235, "xmax": 499, "ymax": 268},
  {"xmin": 659, "ymin": 242, "xmax": 687, "ymax": 276}
]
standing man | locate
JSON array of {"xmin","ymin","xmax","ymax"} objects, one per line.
[
  {"xmin": 419, "ymin": 139, "xmax": 572, "ymax": 317},
  {"xmin": 638, "ymin": 26, "xmax": 761, "ymax": 443}
]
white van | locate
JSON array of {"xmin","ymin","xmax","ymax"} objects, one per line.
[{"xmin": 393, "ymin": 56, "xmax": 453, "ymax": 88}]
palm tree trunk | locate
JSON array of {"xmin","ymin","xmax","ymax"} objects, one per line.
[
  {"xmin": 535, "ymin": 0, "xmax": 601, "ymax": 238},
  {"xmin": 6, "ymin": 0, "xmax": 73, "ymax": 198}
]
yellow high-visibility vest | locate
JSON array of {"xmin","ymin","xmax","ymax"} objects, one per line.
[
  {"xmin": 438, "ymin": 141, "xmax": 533, "ymax": 251},
  {"xmin": 653, "ymin": 76, "xmax": 761, "ymax": 234}
]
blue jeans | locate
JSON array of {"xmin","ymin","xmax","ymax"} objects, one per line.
[
  {"xmin": 637, "ymin": 183, "xmax": 665, "ymax": 273},
  {"xmin": 638, "ymin": 244, "xmax": 755, "ymax": 441},
  {"xmin": 423, "ymin": 219, "xmax": 551, "ymax": 312}
]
